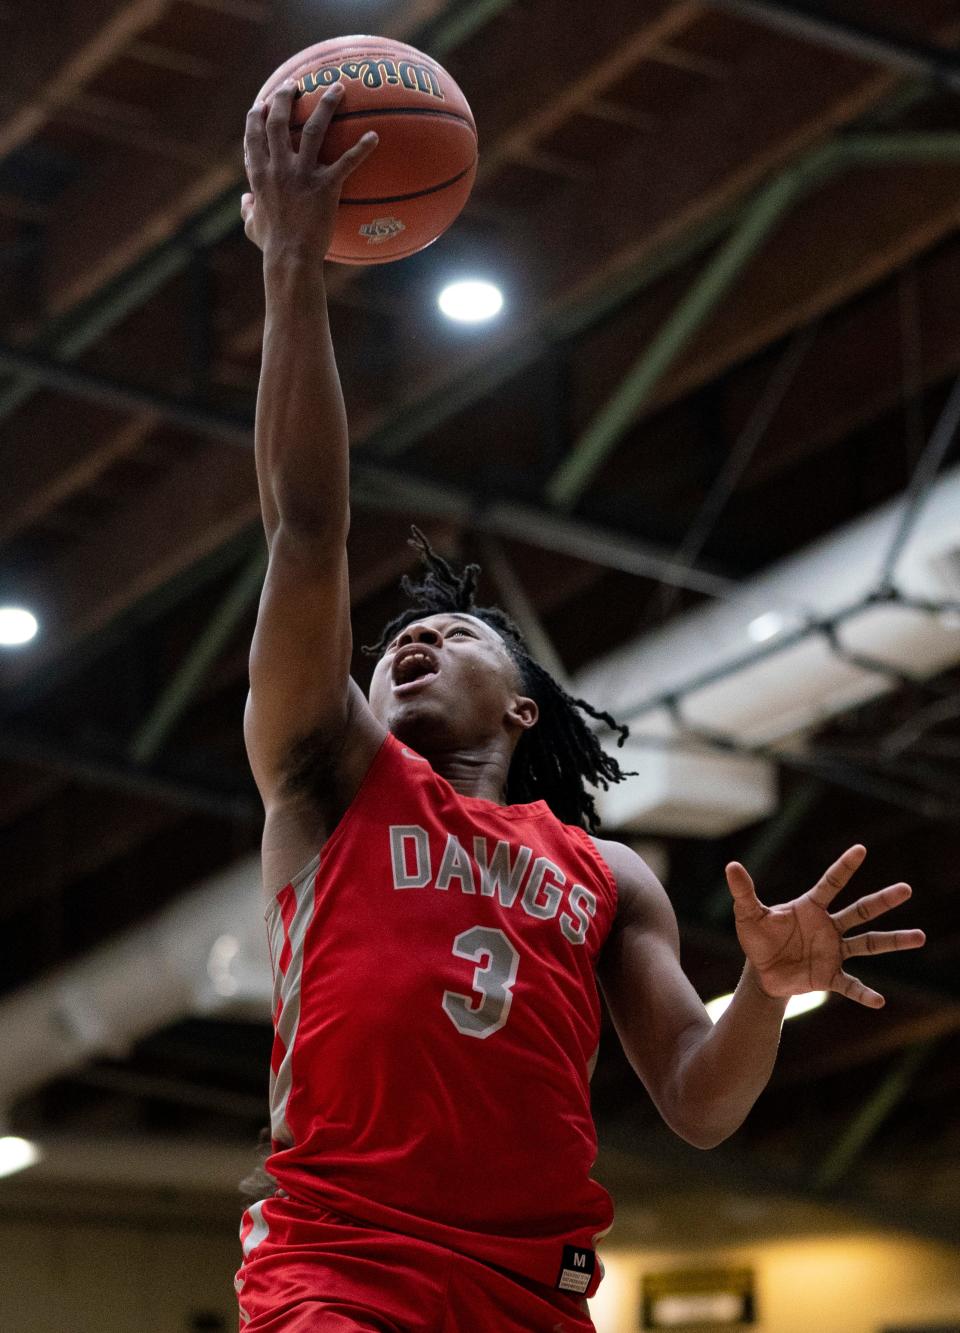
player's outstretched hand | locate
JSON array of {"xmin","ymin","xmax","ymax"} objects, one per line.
[
  {"xmin": 241, "ymin": 79, "xmax": 379, "ymax": 255},
  {"xmin": 725, "ymin": 845, "xmax": 925, "ymax": 1009}
]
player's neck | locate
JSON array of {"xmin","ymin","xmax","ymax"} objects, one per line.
[{"xmin": 424, "ymin": 742, "xmax": 510, "ymax": 804}]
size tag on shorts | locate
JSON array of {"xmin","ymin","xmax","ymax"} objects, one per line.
[{"xmin": 555, "ymin": 1244, "xmax": 595, "ymax": 1294}]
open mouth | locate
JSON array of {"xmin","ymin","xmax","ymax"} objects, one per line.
[{"xmin": 392, "ymin": 649, "xmax": 440, "ymax": 694}]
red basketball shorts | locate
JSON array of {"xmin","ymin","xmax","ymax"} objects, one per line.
[{"xmin": 236, "ymin": 1194, "xmax": 597, "ymax": 1333}]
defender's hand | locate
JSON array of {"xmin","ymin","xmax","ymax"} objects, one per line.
[
  {"xmin": 241, "ymin": 80, "xmax": 379, "ymax": 256},
  {"xmin": 725, "ymin": 845, "xmax": 925, "ymax": 1009}
]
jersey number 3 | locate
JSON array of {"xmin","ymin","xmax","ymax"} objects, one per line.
[{"xmin": 442, "ymin": 925, "xmax": 519, "ymax": 1039}]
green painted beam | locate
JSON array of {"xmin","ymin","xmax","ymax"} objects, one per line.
[
  {"xmin": 710, "ymin": 0, "xmax": 960, "ymax": 94},
  {"xmin": 600, "ymin": 1104, "xmax": 960, "ymax": 1247},
  {"xmin": 0, "ymin": 186, "xmax": 242, "ymax": 424},
  {"xmin": 0, "ymin": 0, "xmax": 504, "ymax": 429},
  {"xmin": 364, "ymin": 205, "xmax": 737, "ymax": 460},
  {"xmin": 477, "ymin": 535, "xmax": 571, "ymax": 685},
  {"xmin": 129, "ymin": 542, "xmax": 268, "ymax": 764},
  {"xmin": 0, "ymin": 524, "xmax": 262, "ymax": 719},
  {"xmin": 546, "ymin": 132, "xmax": 960, "ymax": 511},
  {"xmin": 814, "ymin": 1039, "xmax": 939, "ymax": 1192},
  {"xmin": 0, "ymin": 725, "xmax": 260, "ymax": 824},
  {"xmin": 704, "ymin": 779, "xmax": 822, "ymax": 921},
  {"xmin": 428, "ymin": 0, "xmax": 517, "ymax": 54}
]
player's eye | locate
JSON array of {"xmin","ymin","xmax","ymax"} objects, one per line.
[{"xmin": 449, "ymin": 627, "xmax": 474, "ymax": 637}]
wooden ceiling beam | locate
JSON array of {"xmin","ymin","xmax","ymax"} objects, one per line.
[
  {"xmin": 552, "ymin": 148, "xmax": 960, "ymax": 504},
  {"xmin": 711, "ymin": 231, "xmax": 960, "ymax": 489},
  {"xmin": 641, "ymin": 157, "xmax": 960, "ymax": 422},
  {"xmin": 777, "ymin": 1006, "xmax": 960, "ymax": 1086},
  {"xmin": 0, "ymin": 791, "xmax": 178, "ymax": 923},
  {"xmin": 125, "ymin": 38, "xmax": 217, "ymax": 79},
  {"xmin": 0, "ymin": 445, "xmax": 460, "ymax": 695},
  {"xmin": 343, "ymin": 23, "xmax": 942, "ymax": 455},
  {"xmin": 36, "ymin": 0, "xmax": 455, "ymax": 319},
  {"xmin": 0, "ymin": 766, "xmax": 63, "ymax": 827},
  {"xmin": 0, "ymin": 408, "xmax": 156, "ymax": 547},
  {"xmin": 472, "ymin": 3, "xmax": 701, "ymax": 185},
  {"xmin": 0, "ymin": 437, "xmax": 260, "ymax": 687},
  {"xmin": 56, "ymin": 96, "xmax": 220, "ymax": 170},
  {"xmin": 185, "ymin": 0, "xmax": 268, "ymax": 19},
  {"xmin": 11, "ymin": 9, "xmax": 960, "ymax": 708},
  {"xmin": 0, "ymin": 0, "xmax": 171, "ymax": 161},
  {"xmin": 46, "ymin": 0, "xmax": 694, "ymax": 364}
]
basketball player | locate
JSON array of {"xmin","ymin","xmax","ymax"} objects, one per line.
[{"xmin": 234, "ymin": 81, "xmax": 926, "ymax": 1333}]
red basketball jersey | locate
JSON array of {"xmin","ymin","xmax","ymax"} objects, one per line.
[{"xmin": 262, "ymin": 730, "xmax": 618, "ymax": 1300}]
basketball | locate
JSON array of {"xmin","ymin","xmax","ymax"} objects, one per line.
[{"xmin": 255, "ymin": 36, "xmax": 478, "ymax": 264}]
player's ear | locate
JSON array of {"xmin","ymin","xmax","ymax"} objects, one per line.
[{"xmin": 506, "ymin": 694, "xmax": 538, "ymax": 731}]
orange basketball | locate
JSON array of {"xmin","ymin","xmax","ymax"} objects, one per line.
[{"xmin": 256, "ymin": 36, "xmax": 478, "ymax": 265}]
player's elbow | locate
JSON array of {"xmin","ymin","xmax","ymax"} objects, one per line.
[
  {"xmin": 664, "ymin": 1098, "xmax": 744, "ymax": 1149},
  {"xmin": 674, "ymin": 1120, "xmax": 735, "ymax": 1150}
]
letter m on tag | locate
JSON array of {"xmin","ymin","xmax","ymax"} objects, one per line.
[{"xmin": 555, "ymin": 1244, "xmax": 595, "ymax": 1294}]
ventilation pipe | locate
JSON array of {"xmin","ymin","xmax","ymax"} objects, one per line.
[
  {"xmin": 577, "ymin": 464, "xmax": 960, "ymax": 835},
  {"xmin": 0, "ymin": 855, "xmax": 270, "ymax": 1115}
]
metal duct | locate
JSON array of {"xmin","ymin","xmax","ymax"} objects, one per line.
[
  {"xmin": 0, "ymin": 855, "xmax": 271, "ymax": 1116},
  {"xmin": 577, "ymin": 465, "xmax": 960, "ymax": 835}
]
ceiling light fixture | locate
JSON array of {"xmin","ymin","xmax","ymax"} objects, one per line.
[
  {"xmin": 747, "ymin": 610, "xmax": 789, "ymax": 643},
  {"xmin": 706, "ymin": 989, "xmax": 828, "ymax": 1023},
  {"xmin": 0, "ymin": 1136, "xmax": 42, "ymax": 1179},
  {"xmin": 0, "ymin": 607, "xmax": 38, "ymax": 647},
  {"xmin": 438, "ymin": 279, "xmax": 503, "ymax": 323}
]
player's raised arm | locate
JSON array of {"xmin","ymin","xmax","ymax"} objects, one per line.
[{"xmin": 241, "ymin": 81, "xmax": 382, "ymax": 811}]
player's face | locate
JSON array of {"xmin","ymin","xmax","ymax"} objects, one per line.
[{"xmin": 368, "ymin": 612, "xmax": 535, "ymax": 749}]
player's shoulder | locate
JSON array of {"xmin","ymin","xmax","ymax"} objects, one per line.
[{"xmin": 587, "ymin": 835, "xmax": 673, "ymax": 931}]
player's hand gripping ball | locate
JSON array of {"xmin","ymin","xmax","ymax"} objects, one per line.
[{"xmin": 247, "ymin": 36, "xmax": 478, "ymax": 264}]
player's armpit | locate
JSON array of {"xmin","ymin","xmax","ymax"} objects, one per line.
[{"xmin": 594, "ymin": 840, "xmax": 715, "ymax": 1146}]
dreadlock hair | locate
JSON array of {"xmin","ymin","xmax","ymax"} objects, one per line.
[{"xmin": 362, "ymin": 527, "xmax": 633, "ymax": 833}]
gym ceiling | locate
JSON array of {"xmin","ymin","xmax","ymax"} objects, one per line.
[{"xmin": 1, "ymin": 0, "xmax": 959, "ymax": 1242}]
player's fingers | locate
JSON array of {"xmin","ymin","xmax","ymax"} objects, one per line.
[
  {"xmin": 832, "ymin": 970, "xmax": 885, "ymax": 1008},
  {"xmin": 328, "ymin": 130, "xmax": 379, "ymax": 184},
  {"xmin": 809, "ymin": 844, "xmax": 866, "ymax": 909},
  {"xmin": 725, "ymin": 862, "xmax": 757, "ymax": 899},
  {"xmin": 841, "ymin": 929, "xmax": 925, "ymax": 959},
  {"xmin": 244, "ymin": 102, "xmax": 268, "ymax": 181},
  {"xmin": 266, "ymin": 81, "xmax": 297, "ymax": 159},
  {"xmin": 832, "ymin": 882, "xmax": 911, "ymax": 932},
  {"xmin": 725, "ymin": 862, "xmax": 766, "ymax": 920},
  {"xmin": 240, "ymin": 194, "xmax": 257, "ymax": 242},
  {"xmin": 296, "ymin": 82, "xmax": 344, "ymax": 172}
]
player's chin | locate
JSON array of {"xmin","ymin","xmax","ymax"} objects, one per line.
[{"xmin": 387, "ymin": 692, "xmax": 455, "ymax": 744}]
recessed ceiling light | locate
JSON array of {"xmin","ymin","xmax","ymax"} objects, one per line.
[
  {"xmin": 783, "ymin": 989, "xmax": 829, "ymax": 1019},
  {"xmin": 438, "ymin": 279, "xmax": 503, "ymax": 323},
  {"xmin": 706, "ymin": 989, "xmax": 828, "ymax": 1023},
  {"xmin": 747, "ymin": 610, "xmax": 789, "ymax": 643},
  {"xmin": 0, "ymin": 1136, "xmax": 42, "ymax": 1179},
  {"xmin": 207, "ymin": 933, "xmax": 240, "ymax": 998},
  {"xmin": 0, "ymin": 607, "xmax": 38, "ymax": 647}
]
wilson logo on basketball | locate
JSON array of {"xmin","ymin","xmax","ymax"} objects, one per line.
[
  {"xmin": 298, "ymin": 59, "xmax": 444, "ymax": 100},
  {"xmin": 359, "ymin": 218, "xmax": 406, "ymax": 244}
]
